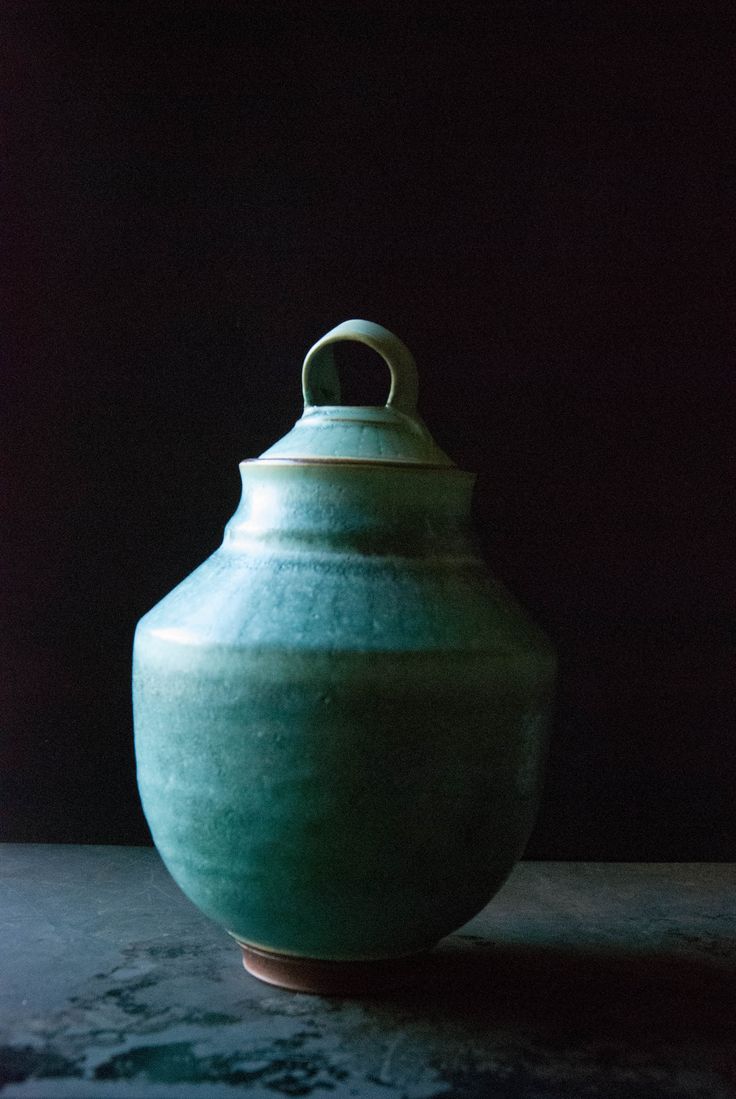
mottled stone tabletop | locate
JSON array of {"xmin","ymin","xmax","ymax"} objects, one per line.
[{"xmin": 0, "ymin": 846, "xmax": 734, "ymax": 1098}]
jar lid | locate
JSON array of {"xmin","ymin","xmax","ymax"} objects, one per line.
[{"xmin": 256, "ymin": 320, "xmax": 455, "ymax": 467}]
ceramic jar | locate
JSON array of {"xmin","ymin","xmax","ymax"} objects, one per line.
[{"xmin": 133, "ymin": 320, "xmax": 556, "ymax": 991}]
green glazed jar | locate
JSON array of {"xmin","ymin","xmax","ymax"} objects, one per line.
[{"xmin": 133, "ymin": 320, "xmax": 556, "ymax": 992}]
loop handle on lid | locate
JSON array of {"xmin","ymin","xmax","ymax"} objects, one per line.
[{"xmin": 302, "ymin": 320, "xmax": 419, "ymax": 417}]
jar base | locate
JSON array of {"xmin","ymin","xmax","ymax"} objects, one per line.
[{"xmin": 239, "ymin": 942, "xmax": 428, "ymax": 995}]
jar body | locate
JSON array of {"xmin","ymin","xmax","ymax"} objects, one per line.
[{"xmin": 133, "ymin": 463, "xmax": 556, "ymax": 960}]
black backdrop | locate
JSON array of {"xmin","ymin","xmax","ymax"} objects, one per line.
[{"xmin": 4, "ymin": 2, "xmax": 734, "ymax": 857}]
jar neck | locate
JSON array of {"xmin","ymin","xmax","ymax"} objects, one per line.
[{"xmin": 223, "ymin": 461, "xmax": 478, "ymax": 559}]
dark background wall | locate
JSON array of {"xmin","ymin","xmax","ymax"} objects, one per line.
[{"xmin": 4, "ymin": 1, "xmax": 734, "ymax": 857}]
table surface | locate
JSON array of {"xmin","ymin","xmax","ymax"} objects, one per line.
[{"xmin": 0, "ymin": 846, "xmax": 734, "ymax": 1098}]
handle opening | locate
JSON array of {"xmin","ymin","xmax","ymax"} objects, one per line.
[{"xmin": 302, "ymin": 320, "xmax": 419, "ymax": 417}]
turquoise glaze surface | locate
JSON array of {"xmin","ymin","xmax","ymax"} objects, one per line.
[{"xmin": 133, "ymin": 321, "xmax": 556, "ymax": 961}]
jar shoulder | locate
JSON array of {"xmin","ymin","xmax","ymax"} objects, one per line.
[{"xmin": 135, "ymin": 546, "xmax": 555, "ymax": 663}]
